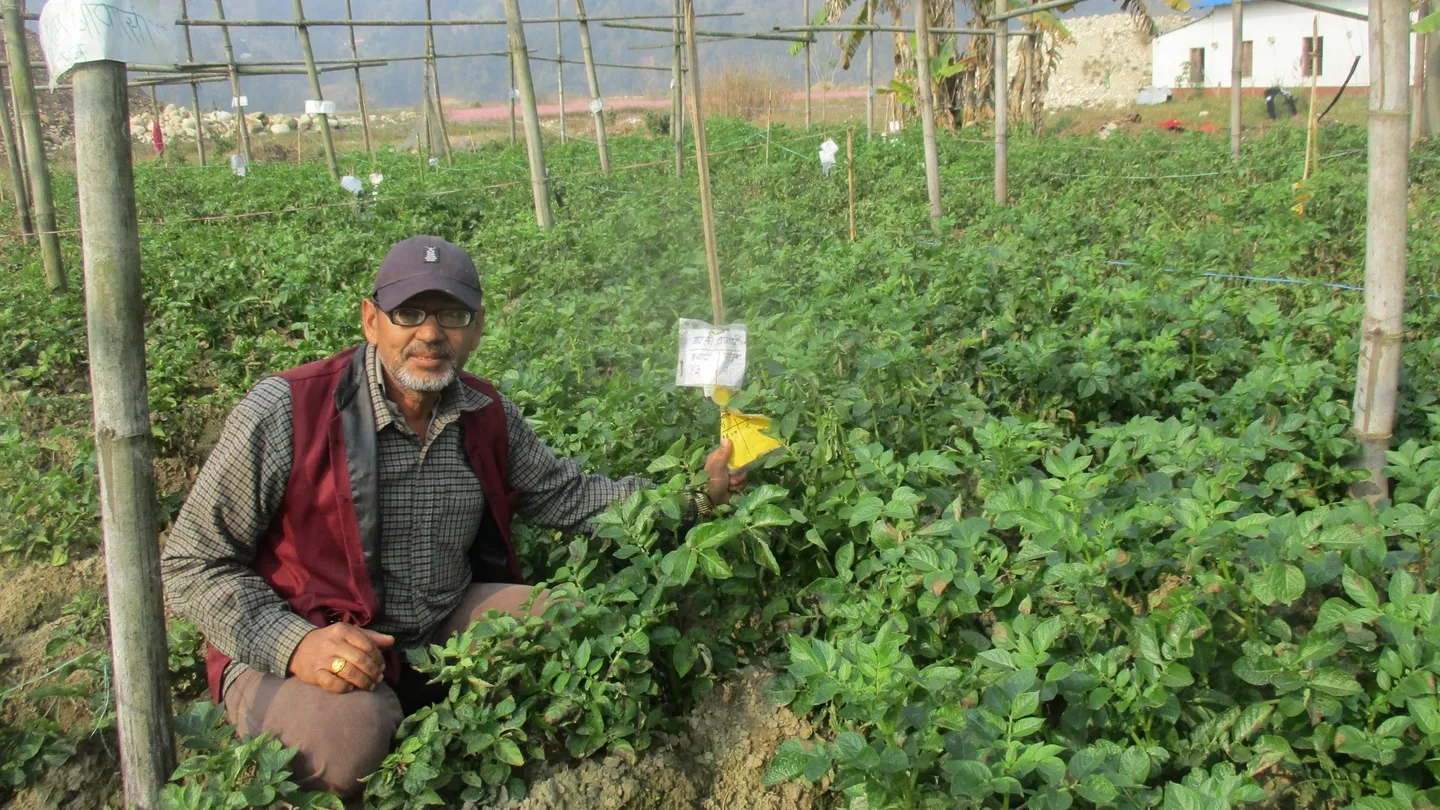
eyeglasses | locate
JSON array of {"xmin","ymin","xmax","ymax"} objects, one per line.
[{"xmin": 371, "ymin": 298, "xmax": 476, "ymax": 329}]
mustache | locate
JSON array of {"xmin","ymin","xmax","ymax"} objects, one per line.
[{"xmin": 402, "ymin": 342, "xmax": 456, "ymax": 362}]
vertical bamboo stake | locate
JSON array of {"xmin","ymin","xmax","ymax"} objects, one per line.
[
  {"xmin": 0, "ymin": 65, "xmax": 32, "ymax": 239},
  {"xmin": 847, "ymin": 126, "xmax": 855, "ymax": 242},
  {"xmin": 1026, "ymin": 23, "xmax": 1038, "ymax": 132},
  {"xmin": 765, "ymin": 120, "xmax": 771, "ymax": 162},
  {"xmin": 1304, "ymin": 17, "xmax": 1320, "ymax": 179},
  {"xmin": 1426, "ymin": 23, "xmax": 1440, "ymax": 135},
  {"xmin": 213, "ymin": 0, "xmax": 252, "ymax": 163},
  {"xmin": 70, "ymin": 58, "xmax": 176, "ymax": 810},
  {"xmin": 425, "ymin": 0, "xmax": 453, "ymax": 167},
  {"xmin": 1231, "ymin": 0, "xmax": 1242, "ymax": 158},
  {"xmin": 180, "ymin": 0, "xmax": 206, "ymax": 166},
  {"xmin": 426, "ymin": 79, "xmax": 448, "ymax": 163},
  {"xmin": 421, "ymin": 60, "xmax": 434, "ymax": 160},
  {"xmin": 1411, "ymin": 17, "xmax": 1425, "ymax": 143},
  {"xmin": 293, "ymin": 0, "xmax": 340, "ymax": 181},
  {"xmin": 574, "ymin": 0, "xmax": 610, "ymax": 172},
  {"xmin": 507, "ymin": 52, "xmax": 517, "ymax": 146},
  {"xmin": 1351, "ymin": 0, "xmax": 1410, "ymax": 502},
  {"xmin": 345, "ymin": 0, "xmax": 374, "ymax": 160},
  {"xmin": 556, "ymin": 0, "xmax": 566, "ymax": 145},
  {"xmin": 866, "ymin": 0, "xmax": 874, "ymax": 140},
  {"xmin": 682, "ymin": 0, "xmax": 723, "ymax": 325},
  {"xmin": 803, "ymin": 0, "xmax": 812, "ymax": 131},
  {"xmin": 915, "ymin": 0, "xmax": 942, "ymax": 232},
  {"xmin": 7, "ymin": 70, "xmax": 30, "ymax": 210},
  {"xmin": 994, "ymin": 0, "xmax": 1009, "ymax": 205},
  {"xmin": 672, "ymin": 0, "xmax": 684, "ymax": 178},
  {"xmin": 2, "ymin": 0, "xmax": 63, "ymax": 290},
  {"xmin": 502, "ymin": 0, "xmax": 553, "ymax": 228}
]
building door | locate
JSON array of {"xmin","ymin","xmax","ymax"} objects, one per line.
[{"xmin": 1190, "ymin": 47, "xmax": 1206, "ymax": 86}]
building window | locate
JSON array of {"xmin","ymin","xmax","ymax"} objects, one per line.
[
  {"xmin": 1302, "ymin": 36, "xmax": 1324, "ymax": 77},
  {"xmin": 1241, "ymin": 40, "xmax": 1253, "ymax": 78},
  {"xmin": 1190, "ymin": 47, "xmax": 1205, "ymax": 86}
]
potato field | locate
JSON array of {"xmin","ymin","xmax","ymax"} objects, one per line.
[{"xmin": 3, "ymin": 118, "xmax": 1440, "ymax": 810}]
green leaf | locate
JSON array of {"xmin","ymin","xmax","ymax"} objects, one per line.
[
  {"xmin": 1416, "ymin": 8, "xmax": 1440, "ymax": 33},
  {"xmin": 697, "ymin": 550, "xmax": 733, "ymax": 579},
  {"xmin": 847, "ymin": 496, "xmax": 885, "ymax": 526},
  {"xmin": 574, "ymin": 639, "xmax": 592, "ymax": 671},
  {"xmin": 831, "ymin": 731, "xmax": 866, "ymax": 762},
  {"xmin": 1310, "ymin": 667, "xmax": 1362, "ymax": 697},
  {"xmin": 787, "ymin": 635, "xmax": 826, "ymax": 678},
  {"xmin": 763, "ymin": 740, "xmax": 812, "ymax": 785},
  {"xmin": 493, "ymin": 739, "xmax": 525, "ymax": 767},
  {"xmin": 1342, "ymin": 567, "xmax": 1380, "ymax": 610},
  {"xmin": 687, "ymin": 521, "xmax": 739, "ymax": 552}
]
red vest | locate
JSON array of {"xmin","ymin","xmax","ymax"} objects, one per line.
[{"xmin": 204, "ymin": 345, "xmax": 523, "ymax": 703}]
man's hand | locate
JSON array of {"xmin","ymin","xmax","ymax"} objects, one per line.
[
  {"xmin": 289, "ymin": 624, "xmax": 394, "ymax": 694},
  {"xmin": 705, "ymin": 439, "xmax": 749, "ymax": 507}
]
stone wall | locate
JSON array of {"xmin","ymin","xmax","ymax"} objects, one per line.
[{"xmin": 1013, "ymin": 14, "xmax": 1158, "ymax": 110}]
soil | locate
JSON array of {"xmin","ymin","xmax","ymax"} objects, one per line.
[
  {"xmin": 0, "ymin": 555, "xmax": 105, "ymax": 641},
  {"xmin": 498, "ymin": 669, "xmax": 820, "ymax": 810}
]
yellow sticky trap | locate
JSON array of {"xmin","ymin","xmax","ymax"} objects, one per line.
[{"xmin": 720, "ymin": 409, "xmax": 783, "ymax": 470}]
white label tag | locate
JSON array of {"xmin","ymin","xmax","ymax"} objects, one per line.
[
  {"xmin": 229, "ymin": 152, "xmax": 247, "ymax": 176},
  {"xmin": 510, "ymin": 88, "xmax": 521, "ymax": 100},
  {"xmin": 231, "ymin": 95, "xmax": 248, "ymax": 108},
  {"xmin": 588, "ymin": 98, "xmax": 604, "ymax": 114},
  {"xmin": 669, "ymin": 78, "xmax": 676, "ymax": 89},
  {"xmin": 867, "ymin": 86, "xmax": 877, "ymax": 98},
  {"xmin": 38, "ymin": 0, "xmax": 178, "ymax": 88},
  {"xmin": 888, "ymin": 120, "xmax": 901, "ymax": 133},
  {"xmin": 304, "ymin": 99, "xmax": 336, "ymax": 115},
  {"xmin": 676, "ymin": 320, "xmax": 747, "ymax": 389}
]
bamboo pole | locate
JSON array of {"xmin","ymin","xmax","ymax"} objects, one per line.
[
  {"xmin": 502, "ymin": 0, "xmax": 553, "ymax": 228},
  {"xmin": 70, "ymin": 58, "xmax": 177, "ymax": 810},
  {"xmin": 803, "ymin": 0, "xmax": 812, "ymax": 130},
  {"xmin": 556, "ymin": 0, "xmax": 566, "ymax": 145},
  {"xmin": 915, "ymin": 0, "xmax": 942, "ymax": 232},
  {"xmin": 847, "ymin": 126, "xmax": 855, "ymax": 242},
  {"xmin": 574, "ymin": 0, "xmax": 610, "ymax": 171},
  {"xmin": 150, "ymin": 85, "xmax": 168, "ymax": 166},
  {"xmin": 0, "ymin": 65, "xmax": 31, "ymax": 239},
  {"xmin": 1426, "ymin": 20, "xmax": 1440, "ymax": 135},
  {"xmin": 2, "ymin": 0, "xmax": 62, "ymax": 290},
  {"xmin": 294, "ymin": 0, "xmax": 340, "ymax": 181},
  {"xmin": 1351, "ymin": 0, "xmax": 1410, "ymax": 501},
  {"xmin": 421, "ymin": 59, "xmax": 434, "ymax": 160},
  {"xmin": 7, "ymin": 69, "xmax": 27, "ymax": 208},
  {"xmin": 1231, "ymin": 0, "xmax": 1242, "ymax": 158},
  {"xmin": 213, "ymin": 0, "xmax": 251, "ymax": 163},
  {"xmin": 866, "ymin": 0, "xmax": 874, "ymax": 140},
  {"xmin": 682, "ymin": 0, "xmax": 723, "ymax": 325},
  {"xmin": 1304, "ymin": 17, "xmax": 1320, "ymax": 179},
  {"xmin": 775, "ymin": 24, "xmax": 1033, "ymax": 35},
  {"xmin": 345, "ymin": 0, "xmax": 374, "ymax": 160},
  {"xmin": 672, "ymin": 0, "xmax": 684, "ymax": 177},
  {"xmin": 17, "ymin": 12, "xmax": 740, "ymax": 27},
  {"xmin": 1412, "ymin": 15, "xmax": 1425, "ymax": 143},
  {"xmin": 994, "ymin": 0, "xmax": 1009, "ymax": 205},
  {"xmin": 180, "ymin": 0, "xmax": 206, "ymax": 166},
  {"xmin": 507, "ymin": 53, "xmax": 517, "ymax": 145},
  {"xmin": 425, "ymin": 0, "xmax": 453, "ymax": 167}
]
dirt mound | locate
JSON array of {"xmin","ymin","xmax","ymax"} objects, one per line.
[
  {"xmin": 0, "ymin": 555, "xmax": 105, "ymax": 640},
  {"xmin": 501, "ymin": 669, "xmax": 818, "ymax": 810}
]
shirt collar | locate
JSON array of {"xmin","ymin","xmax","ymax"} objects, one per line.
[{"xmin": 364, "ymin": 343, "xmax": 489, "ymax": 434}]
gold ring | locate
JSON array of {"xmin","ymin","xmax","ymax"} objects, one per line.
[{"xmin": 330, "ymin": 656, "xmax": 346, "ymax": 675}]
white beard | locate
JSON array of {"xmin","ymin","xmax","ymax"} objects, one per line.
[{"xmin": 381, "ymin": 352, "xmax": 455, "ymax": 393}]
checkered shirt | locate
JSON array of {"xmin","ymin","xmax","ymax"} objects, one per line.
[{"xmin": 160, "ymin": 344, "xmax": 646, "ymax": 695}]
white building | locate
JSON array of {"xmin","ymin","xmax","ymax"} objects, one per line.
[{"xmin": 1151, "ymin": 0, "xmax": 1385, "ymax": 92}]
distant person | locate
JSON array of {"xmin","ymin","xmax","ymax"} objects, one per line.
[
  {"xmin": 161, "ymin": 235, "xmax": 746, "ymax": 803},
  {"xmin": 1265, "ymin": 87, "xmax": 1299, "ymax": 120}
]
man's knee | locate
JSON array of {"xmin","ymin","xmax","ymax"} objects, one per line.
[{"xmin": 264, "ymin": 683, "xmax": 404, "ymax": 799}]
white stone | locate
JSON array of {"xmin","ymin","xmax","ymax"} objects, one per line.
[{"xmin": 270, "ymin": 123, "xmax": 292, "ymax": 135}]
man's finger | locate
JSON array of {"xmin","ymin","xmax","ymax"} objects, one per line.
[
  {"xmin": 361, "ymin": 629, "xmax": 396, "ymax": 649},
  {"xmin": 333, "ymin": 625, "xmax": 385, "ymax": 672},
  {"xmin": 314, "ymin": 670, "xmax": 355, "ymax": 695},
  {"xmin": 335, "ymin": 641, "xmax": 384, "ymax": 685},
  {"xmin": 328, "ymin": 649, "xmax": 379, "ymax": 691}
]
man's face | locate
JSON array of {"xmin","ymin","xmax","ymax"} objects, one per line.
[{"xmin": 361, "ymin": 292, "xmax": 484, "ymax": 394}]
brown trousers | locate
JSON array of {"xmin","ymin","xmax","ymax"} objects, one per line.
[{"xmin": 222, "ymin": 583, "xmax": 544, "ymax": 801}]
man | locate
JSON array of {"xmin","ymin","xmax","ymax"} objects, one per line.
[{"xmin": 161, "ymin": 236, "xmax": 745, "ymax": 800}]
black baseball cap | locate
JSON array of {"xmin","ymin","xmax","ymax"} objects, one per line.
[{"xmin": 373, "ymin": 236, "xmax": 483, "ymax": 311}]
